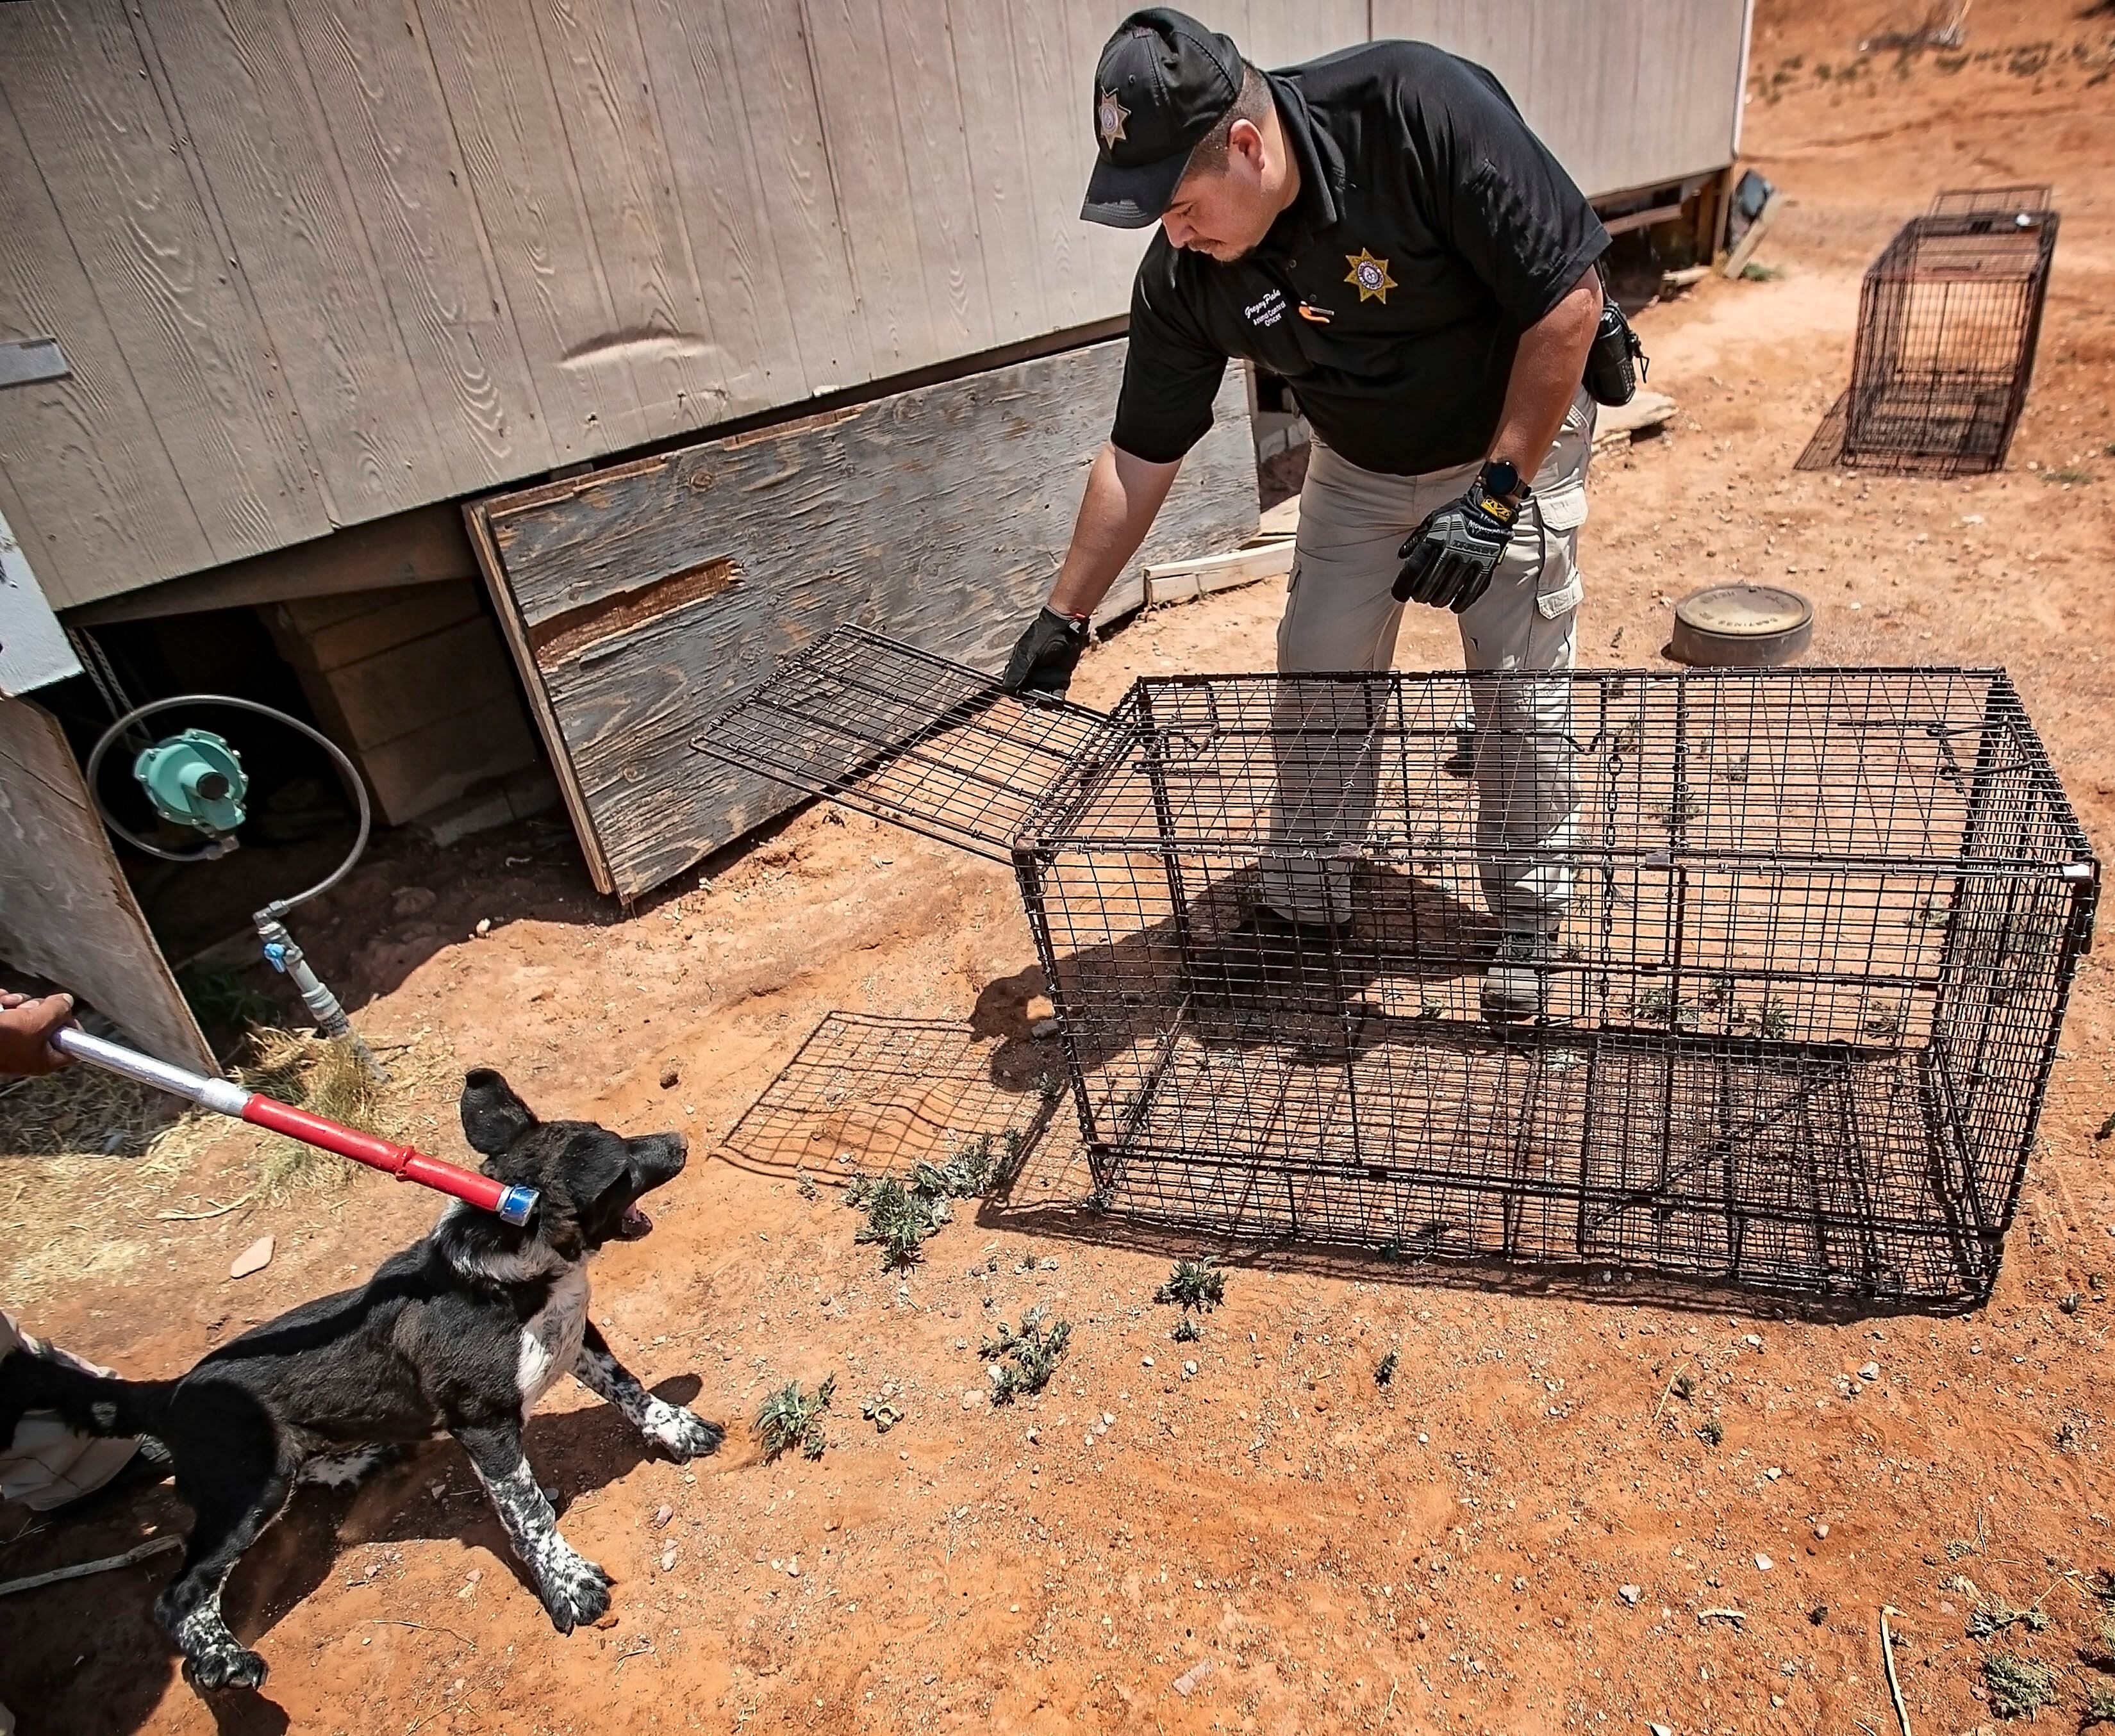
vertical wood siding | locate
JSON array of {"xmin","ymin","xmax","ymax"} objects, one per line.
[{"xmin": 0, "ymin": 0, "xmax": 1746, "ymax": 610}]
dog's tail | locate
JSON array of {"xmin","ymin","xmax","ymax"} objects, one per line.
[{"xmin": 0, "ymin": 1343, "xmax": 174, "ymax": 1446}]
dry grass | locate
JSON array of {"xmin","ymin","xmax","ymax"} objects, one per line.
[
  {"xmin": 0, "ymin": 1060, "xmax": 181, "ymax": 1161},
  {"xmin": 242, "ymin": 1030, "xmax": 390, "ymax": 1198},
  {"xmin": 0, "ymin": 1024, "xmax": 460, "ymax": 1309}
]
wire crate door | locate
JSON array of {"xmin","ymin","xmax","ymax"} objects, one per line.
[{"xmin": 691, "ymin": 625, "xmax": 1109, "ymax": 863}]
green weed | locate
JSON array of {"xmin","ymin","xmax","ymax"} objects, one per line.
[
  {"xmin": 982, "ymin": 1305, "xmax": 1072, "ymax": 1403},
  {"xmin": 754, "ymin": 1376, "xmax": 835, "ymax": 1462},
  {"xmin": 1982, "ymin": 1651, "xmax": 2055, "ymax": 1719},
  {"xmin": 1156, "ymin": 1257, "xmax": 1227, "ymax": 1311},
  {"xmin": 843, "ymin": 1137, "xmax": 998, "ymax": 1268}
]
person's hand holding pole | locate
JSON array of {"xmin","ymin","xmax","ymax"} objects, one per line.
[{"xmin": 0, "ymin": 992, "xmax": 76, "ymax": 1077}]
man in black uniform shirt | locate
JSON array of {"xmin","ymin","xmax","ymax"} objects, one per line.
[{"xmin": 1000, "ymin": 8, "xmax": 1609, "ymax": 1019}]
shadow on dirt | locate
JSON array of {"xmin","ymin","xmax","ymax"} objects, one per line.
[
  {"xmin": 0, "ymin": 1375, "xmax": 709, "ymax": 1736},
  {"xmin": 713, "ymin": 987, "xmax": 1968, "ymax": 1325}
]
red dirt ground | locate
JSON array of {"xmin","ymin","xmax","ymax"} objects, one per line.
[{"xmin": 6, "ymin": 3, "xmax": 2115, "ymax": 1731}]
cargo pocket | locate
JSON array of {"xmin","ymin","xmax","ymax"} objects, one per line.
[
  {"xmin": 1531, "ymin": 483, "xmax": 1586, "ymax": 620},
  {"xmin": 1536, "ymin": 477, "xmax": 1588, "ymax": 534}
]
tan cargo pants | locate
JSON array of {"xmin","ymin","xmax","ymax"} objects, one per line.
[
  {"xmin": 1261, "ymin": 388, "xmax": 1595, "ymax": 928},
  {"xmin": 0, "ymin": 1310, "xmax": 138, "ymax": 1512}
]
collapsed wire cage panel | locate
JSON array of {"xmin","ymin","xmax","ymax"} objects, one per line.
[
  {"xmin": 1841, "ymin": 186, "xmax": 2057, "ymax": 476},
  {"xmin": 699, "ymin": 629, "xmax": 2098, "ymax": 1305}
]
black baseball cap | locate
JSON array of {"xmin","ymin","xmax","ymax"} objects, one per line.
[{"xmin": 1081, "ymin": 8, "xmax": 1246, "ymax": 229}]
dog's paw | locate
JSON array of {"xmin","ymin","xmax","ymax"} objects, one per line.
[
  {"xmin": 540, "ymin": 1549, "xmax": 613, "ymax": 1634},
  {"xmin": 184, "ymin": 1643, "xmax": 269, "ymax": 1692},
  {"xmin": 642, "ymin": 1399, "xmax": 724, "ymax": 1462}
]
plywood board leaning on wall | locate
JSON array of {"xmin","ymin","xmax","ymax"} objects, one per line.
[
  {"xmin": 0, "ymin": 696, "xmax": 213, "ymax": 1071},
  {"xmin": 469, "ymin": 338, "xmax": 1259, "ymax": 902}
]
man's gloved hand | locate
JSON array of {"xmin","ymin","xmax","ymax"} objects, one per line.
[
  {"xmin": 1393, "ymin": 470, "xmax": 1523, "ymax": 614},
  {"xmin": 1000, "ymin": 606, "xmax": 1091, "ymax": 700}
]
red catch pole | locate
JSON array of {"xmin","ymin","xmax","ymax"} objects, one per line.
[{"xmin": 50, "ymin": 1027, "xmax": 538, "ymax": 1226}]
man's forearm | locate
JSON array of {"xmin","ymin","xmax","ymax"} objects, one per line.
[
  {"xmin": 1047, "ymin": 443, "xmax": 1183, "ymax": 616},
  {"xmin": 1486, "ymin": 270, "xmax": 1602, "ymax": 484}
]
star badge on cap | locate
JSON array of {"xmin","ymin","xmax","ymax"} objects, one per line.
[
  {"xmin": 1345, "ymin": 248, "xmax": 1397, "ymax": 304},
  {"xmin": 1097, "ymin": 89, "xmax": 1131, "ymax": 151}
]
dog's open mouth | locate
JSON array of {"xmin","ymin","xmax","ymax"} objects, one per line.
[{"xmin": 617, "ymin": 1203, "xmax": 654, "ymax": 1240}]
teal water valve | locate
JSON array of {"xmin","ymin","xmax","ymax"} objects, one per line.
[{"xmin": 133, "ymin": 728, "xmax": 248, "ymax": 836}]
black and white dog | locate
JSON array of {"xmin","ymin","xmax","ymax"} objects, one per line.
[{"xmin": 0, "ymin": 1069, "xmax": 722, "ymax": 1691}]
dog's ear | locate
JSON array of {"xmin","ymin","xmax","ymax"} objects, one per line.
[{"xmin": 460, "ymin": 1069, "xmax": 536, "ymax": 1157}]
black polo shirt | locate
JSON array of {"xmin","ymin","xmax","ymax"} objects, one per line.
[{"xmin": 1110, "ymin": 42, "xmax": 1609, "ymax": 477}]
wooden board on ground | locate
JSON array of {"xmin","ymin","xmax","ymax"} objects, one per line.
[
  {"xmin": 1143, "ymin": 541, "xmax": 1295, "ymax": 607},
  {"xmin": 0, "ymin": 696, "xmax": 212, "ymax": 1070},
  {"xmin": 469, "ymin": 338, "xmax": 1258, "ymax": 902},
  {"xmin": 1593, "ymin": 390, "xmax": 1679, "ymax": 451},
  {"xmin": 1723, "ymin": 189, "xmax": 1788, "ymax": 279},
  {"xmin": 1254, "ymin": 495, "xmax": 1302, "ymax": 541}
]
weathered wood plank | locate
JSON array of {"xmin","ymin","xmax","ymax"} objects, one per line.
[
  {"xmin": 800, "ymin": 0, "xmax": 947, "ymax": 374},
  {"xmin": 0, "ymin": 695, "xmax": 213, "ymax": 1070},
  {"xmin": 945, "ymin": 0, "xmax": 1049, "ymax": 347},
  {"xmin": 68, "ymin": 504, "xmax": 477, "ymax": 625},
  {"xmin": 137, "ymin": 0, "xmax": 440, "ymax": 528},
  {"xmin": 1376, "ymin": 1, "xmax": 1747, "ymax": 197},
  {"xmin": 415, "ymin": 0, "xmax": 651, "ymax": 461},
  {"xmin": 1008, "ymin": 0, "xmax": 1102, "ymax": 336},
  {"xmin": 721, "ymin": 0, "xmax": 871, "ymax": 395},
  {"xmin": 877, "ymin": 0, "xmax": 997, "ymax": 361},
  {"xmin": 354, "ymin": 697, "xmax": 540, "ymax": 827},
  {"xmin": 629, "ymin": 0, "xmax": 810, "ymax": 412},
  {"xmin": 292, "ymin": 616, "xmax": 523, "ymax": 752},
  {"xmin": 267, "ymin": 581, "xmax": 485, "ymax": 675},
  {"xmin": 286, "ymin": 0, "xmax": 554, "ymax": 487},
  {"xmin": 472, "ymin": 339, "xmax": 1258, "ymax": 900},
  {"xmin": 1143, "ymin": 538, "xmax": 1293, "ymax": 606},
  {"xmin": 1232, "ymin": 0, "xmax": 1368, "ymax": 69},
  {"xmin": 525, "ymin": 0, "xmax": 733, "ymax": 435},
  {"xmin": 0, "ymin": 83, "xmax": 215, "ymax": 607},
  {"xmin": 467, "ymin": 502, "xmax": 617, "ymax": 892},
  {"xmin": 0, "ymin": 0, "xmax": 322, "ymax": 569},
  {"xmin": 1722, "ymin": 187, "xmax": 1786, "ymax": 280}
]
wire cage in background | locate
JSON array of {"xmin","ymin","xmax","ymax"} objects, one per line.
[
  {"xmin": 699, "ymin": 631, "xmax": 2098, "ymax": 1307},
  {"xmin": 1840, "ymin": 186, "xmax": 2057, "ymax": 477}
]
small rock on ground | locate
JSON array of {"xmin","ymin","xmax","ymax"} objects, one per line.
[{"xmin": 1170, "ymin": 1658, "xmax": 1215, "ymax": 1698}]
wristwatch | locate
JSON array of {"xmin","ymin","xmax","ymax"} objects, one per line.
[{"xmin": 1479, "ymin": 458, "xmax": 1525, "ymax": 505}]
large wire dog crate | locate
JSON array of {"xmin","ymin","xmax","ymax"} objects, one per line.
[
  {"xmin": 1840, "ymin": 186, "xmax": 2057, "ymax": 476},
  {"xmin": 699, "ymin": 629, "xmax": 2097, "ymax": 1305}
]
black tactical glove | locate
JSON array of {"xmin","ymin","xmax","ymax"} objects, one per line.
[
  {"xmin": 1393, "ymin": 465, "xmax": 1523, "ymax": 615},
  {"xmin": 1000, "ymin": 606, "xmax": 1091, "ymax": 700}
]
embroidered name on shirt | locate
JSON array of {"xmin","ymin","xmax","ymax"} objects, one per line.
[{"xmin": 1243, "ymin": 289, "xmax": 1287, "ymax": 329}]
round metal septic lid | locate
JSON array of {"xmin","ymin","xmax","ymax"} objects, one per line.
[{"xmin": 1668, "ymin": 584, "xmax": 1814, "ymax": 668}]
